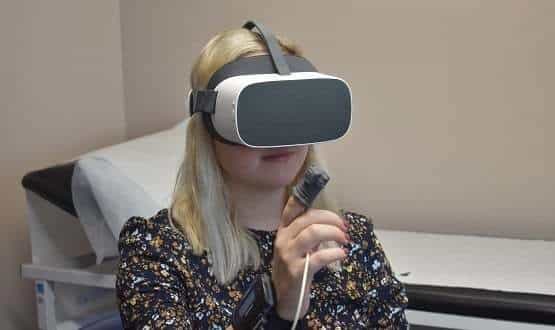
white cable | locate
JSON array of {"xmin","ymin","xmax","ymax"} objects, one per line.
[{"xmin": 291, "ymin": 251, "xmax": 310, "ymax": 330}]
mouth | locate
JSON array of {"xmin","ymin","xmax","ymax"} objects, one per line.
[{"xmin": 262, "ymin": 151, "xmax": 295, "ymax": 162}]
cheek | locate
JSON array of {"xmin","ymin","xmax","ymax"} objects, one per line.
[
  {"xmin": 232, "ymin": 153, "xmax": 261, "ymax": 175},
  {"xmin": 215, "ymin": 146, "xmax": 261, "ymax": 178}
]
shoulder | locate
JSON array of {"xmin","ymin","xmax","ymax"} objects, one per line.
[
  {"xmin": 342, "ymin": 209, "xmax": 374, "ymax": 242},
  {"xmin": 118, "ymin": 208, "xmax": 172, "ymax": 237},
  {"xmin": 341, "ymin": 209, "xmax": 395, "ymax": 274},
  {"xmin": 117, "ymin": 208, "xmax": 193, "ymax": 259},
  {"xmin": 341, "ymin": 209, "xmax": 387, "ymax": 264},
  {"xmin": 342, "ymin": 209, "xmax": 373, "ymax": 227}
]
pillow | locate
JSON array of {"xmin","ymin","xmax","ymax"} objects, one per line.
[{"xmin": 71, "ymin": 118, "xmax": 189, "ymax": 263}]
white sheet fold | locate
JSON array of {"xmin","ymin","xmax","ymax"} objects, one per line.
[{"xmin": 71, "ymin": 118, "xmax": 189, "ymax": 263}]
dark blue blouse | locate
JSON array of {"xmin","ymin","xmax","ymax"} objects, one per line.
[{"xmin": 116, "ymin": 208, "xmax": 409, "ymax": 329}]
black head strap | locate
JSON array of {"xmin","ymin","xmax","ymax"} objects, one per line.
[
  {"xmin": 207, "ymin": 54, "xmax": 316, "ymax": 90},
  {"xmin": 242, "ymin": 20, "xmax": 290, "ymax": 75},
  {"xmin": 189, "ymin": 54, "xmax": 317, "ymax": 117}
]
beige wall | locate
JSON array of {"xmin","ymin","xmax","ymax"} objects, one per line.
[
  {"xmin": 118, "ymin": 1, "xmax": 237, "ymax": 138},
  {"xmin": 120, "ymin": 0, "xmax": 554, "ymax": 239},
  {"xmin": 2, "ymin": 0, "xmax": 125, "ymax": 328},
  {"xmin": 2, "ymin": 0, "xmax": 554, "ymax": 328},
  {"xmin": 270, "ymin": 0, "xmax": 555, "ymax": 240}
]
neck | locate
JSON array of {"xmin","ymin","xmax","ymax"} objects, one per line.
[{"xmin": 228, "ymin": 181, "xmax": 289, "ymax": 231}]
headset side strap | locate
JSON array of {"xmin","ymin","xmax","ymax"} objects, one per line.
[{"xmin": 189, "ymin": 89, "xmax": 217, "ymax": 116}]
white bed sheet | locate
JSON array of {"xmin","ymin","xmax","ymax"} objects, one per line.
[{"xmin": 375, "ymin": 228, "xmax": 555, "ymax": 296}]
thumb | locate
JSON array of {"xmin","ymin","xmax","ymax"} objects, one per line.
[{"xmin": 280, "ymin": 194, "xmax": 306, "ymax": 228}]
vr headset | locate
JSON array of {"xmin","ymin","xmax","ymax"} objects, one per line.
[{"xmin": 188, "ymin": 20, "xmax": 352, "ymax": 148}]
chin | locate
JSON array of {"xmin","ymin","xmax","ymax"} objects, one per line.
[{"xmin": 256, "ymin": 172, "xmax": 299, "ymax": 189}]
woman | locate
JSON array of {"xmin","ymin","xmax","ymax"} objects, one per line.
[{"xmin": 116, "ymin": 27, "xmax": 409, "ymax": 329}]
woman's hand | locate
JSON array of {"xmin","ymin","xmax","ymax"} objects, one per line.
[{"xmin": 270, "ymin": 203, "xmax": 350, "ymax": 321}]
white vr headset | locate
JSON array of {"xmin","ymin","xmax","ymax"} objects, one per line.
[{"xmin": 188, "ymin": 20, "xmax": 352, "ymax": 148}]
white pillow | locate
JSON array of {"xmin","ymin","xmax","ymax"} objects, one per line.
[{"xmin": 71, "ymin": 118, "xmax": 189, "ymax": 263}]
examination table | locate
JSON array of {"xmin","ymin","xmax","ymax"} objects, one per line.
[{"xmin": 20, "ymin": 118, "xmax": 555, "ymax": 329}]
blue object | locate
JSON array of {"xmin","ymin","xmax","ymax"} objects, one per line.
[{"xmin": 36, "ymin": 282, "xmax": 44, "ymax": 295}]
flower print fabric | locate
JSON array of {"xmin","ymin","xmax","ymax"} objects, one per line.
[{"xmin": 116, "ymin": 208, "xmax": 409, "ymax": 329}]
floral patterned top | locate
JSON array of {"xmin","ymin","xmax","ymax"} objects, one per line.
[{"xmin": 116, "ymin": 208, "xmax": 409, "ymax": 329}]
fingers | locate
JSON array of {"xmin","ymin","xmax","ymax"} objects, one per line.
[
  {"xmin": 291, "ymin": 223, "xmax": 349, "ymax": 258},
  {"xmin": 287, "ymin": 208, "xmax": 347, "ymax": 238},
  {"xmin": 307, "ymin": 247, "xmax": 347, "ymax": 276}
]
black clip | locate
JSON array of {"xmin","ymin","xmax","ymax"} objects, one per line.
[{"xmin": 188, "ymin": 89, "xmax": 217, "ymax": 116}]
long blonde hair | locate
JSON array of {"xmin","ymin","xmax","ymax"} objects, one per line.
[{"xmin": 170, "ymin": 27, "xmax": 342, "ymax": 285}]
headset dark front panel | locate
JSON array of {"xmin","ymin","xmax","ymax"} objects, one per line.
[{"xmin": 237, "ymin": 79, "xmax": 351, "ymax": 146}]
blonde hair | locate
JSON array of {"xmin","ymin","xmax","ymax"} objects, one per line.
[{"xmin": 170, "ymin": 27, "xmax": 342, "ymax": 285}]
